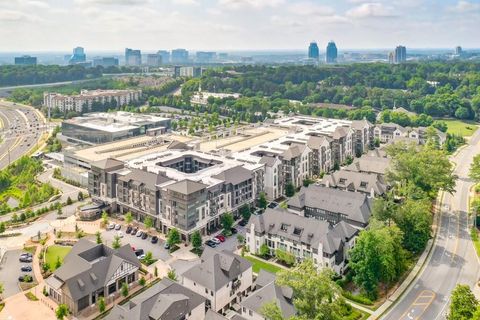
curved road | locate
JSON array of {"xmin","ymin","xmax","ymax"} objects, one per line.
[
  {"xmin": 0, "ymin": 100, "xmax": 46, "ymax": 170},
  {"xmin": 383, "ymin": 130, "xmax": 480, "ymax": 320}
]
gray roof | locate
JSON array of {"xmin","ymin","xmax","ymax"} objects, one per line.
[
  {"xmin": 322, "ymin": 170, "xmax": 387, "ymax": 195},
  {"xmin": 91, "ymin": 158, "xmax": 124, "ymax": 171},
  {"xmin": 212, "ymin": 165, "xmax": 252, "ymax": 185},
  {"xmin": 50, "ymin": 239, "xmax": 140, "ymax": 302},
  {"xmin": 307, "ymin": 135, "xmax": 330, "ymax": 149},
  {"xmin": 351, "ymin": 119, "xmax": 373, "ymax": 130},
  {"xmin": 165, "ymin": 179, "xmax": 207, "ymax": 195},
  {"xmin": 259, "ymin": 155, "xmax": 278, "ymax": 167},
  {"xmin": 240, "ymin": 270, "xmax": 295, "ymax": 319},
  {"xmin": 167, "ymin": 141, "xmax": 191, "ymax": 150},
  {"xmin": 332, "ymin": 126, "xmax": 351, "ymax": 140},
  {"xmin": 377, "ymin": 123, "xmax": 407, "ymax": 133},
  {"xmin": 248, "ymin": 208, "xmax": 358, "ymax": 254},
  {"xmin": 182, "ymin": 247, "xmax": 252, "ymax": 291},
  {"xmin": 345, "ymin": 156, "xmax": 391, "ymax": 175},
  {"xmin": 106, "ymin": 278, "xmax": 205, "ymax": 320},
  {"xmin": 281, "ymin": 144, "xmax": 306, "ymax": 161},
  {"xmin": 118, "ymin": 168, "xmax": 172, "ymax": 190},
  {"xmin": 287, "ymin": 185, "xmax": 372, "ymax": 225}
]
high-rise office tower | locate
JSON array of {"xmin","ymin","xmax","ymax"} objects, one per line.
[
  {"xmin": 196, "ymin": 51, "xmax": 216, "ymax": 63},
  {"xmin": 157, "ymin": 50, "xmax": 170, "ymax": 64},
  {"xmin": 125, "ymin": 48, "xmax": 142, "ymax": 66},
  {"xmin": 14, "ymin": 55, "xmax": 37, "ymax": 65},
  {"xmin": 394, "ymin": 45, "xmax": 407, "ymax": 63},
  {"xmin": 92, "ymin": 57, "xmax": 119, "ymax": 67},
  {"xmin": 455, "ymin": 46, "xmax": 463, "ymax": 55},
  {"xmin": 146, "ymin": 54, "xmax": 162, "ymax": 67},
  {"xmin": 69, "ymin": 47, "xmax": 86, "ymax": 65},
  {"xmin": 326, "ymin": 41, "xmax": 338, "ymax": 64},
  {"xmin": 171, "ymin": 49, "xmax": 189, "ymax": 64},
  {"xmin": 308, "ymin": 42, "xmax": 319, "ymax": 60},
  {"xmin": 388, "ymin": 52, "xmax": 395, "ymax": 64}
]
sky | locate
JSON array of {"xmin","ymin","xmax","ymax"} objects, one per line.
[{"xmin": 1, "ymin": 0, "xmax": 479, "ymax": 52}]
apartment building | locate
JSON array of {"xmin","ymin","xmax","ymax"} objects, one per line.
[
  {"xmin": 43, "ymin": 89, "xmax": 142, "ymax": 113},
  {"xmin": 182, "ymin": 247, "xmax": 254, "ymax": 314},
  {"xmin": 246, "ymin": 208, "xmax": 358, "ymax": 274},
  {"xmin": 45, "ymin": 239, "xmax": 141, "ymax": 316},
  {"xmin": 287, "ymin": 185, "xmax": 373, "ymax": 228},
  {"xmin": 374, "ymin": 123, "xmax": 407, "ymax": 143},
  {"xmin": 321, "ymin": 170, "xmax": 388, "ymax": 197}
]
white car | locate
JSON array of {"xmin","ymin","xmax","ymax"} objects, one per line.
[
  {"xmin": 107, "ymin": 223, "xmax": 115, "ymax": 230},
  {"xmin": 117, "ymin": 231, "xmax": 124, "ymax": 238},
  {"xmin": 136, "ymin": 230, "xmax": 144, "ymax": 237},
  {"xmin": 114, "ymin": 224, "xmax": 121, "ymax": 230},
  {"xmin": 211, "ymin": 238, "xmax": 221, "ymax": 245}
]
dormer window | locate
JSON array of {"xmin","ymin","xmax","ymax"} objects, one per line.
[
  {"xmin": 339, "ymin": 178, "xmax": 347, "ymax": 184},
  {"xmin": 280, "ymin": 223, "xmax": 288, "ymax": 232},
  {"xmin": 360, "ymin": 181, "xmax": 368, "ymax": 188},
  {"xmin": 293, "ymin": 227, "xmax": 303, "ymax": 236}
]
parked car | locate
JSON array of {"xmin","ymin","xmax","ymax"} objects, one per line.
[
  {"xmin": 117, "ymin": 231, "xmax": 124, "ymax": 238},
  {"xmin": 134, "ymin": 249, "xmax": 145, "ymax": 259},
  {"xmin": 20, "ymin": 266, "xmax": 32, "ymax": 272},
  {"xmin": 107, "ymin": 223, "xmax": 115, "ymax": 230},
  {"xmin": 239, "ymin": 220, "xmax": 247, "ymax": 227},
  {"xmin": 164, "ymin": 242, "xmax": 170, "ymax": 250},
  {"xmin": 210, "ymin": 238, "xmax": 221, "ymax": 245},
  {"xmin": 231, "ymin": 228, "xmax": 238, "ymax": 234},
  {"xmin": 19, "ymin": 256, "xmax": 32, "ymax": 263},
  {"xmin": 267, "ymin": 202, "xmax": 279, "ymax": 209},
  {"xmin": 215, "ymin": 234, "xmax": 226, "ymax": 242},
  {"xmin": 141, "ymin": 233, "xmax": 148, "ymax": 240},
  {"xmin": 151, "ymin": 236, "xmax": 159, "ymax": 244},
  {"xmin": 126, "ymin": 226, "xmax": 133, "ymax": 234},
  {"xmin": 205, "ymin": 240, "xmax": 217, "ymax": 248},
  {"xmin": 136, "ymin": 230, "xmax": 143, "ymax": 237},
  {"xmin": 20, "ymin": 252, "xmax": 32, "ymax": 258},
  {"xmin": 114, "ymin": 224, "xmax": 121, "ymax": 230},
  {"xmin": 131, "ymin": 227, "xmax": 138, "ymax": 235}
]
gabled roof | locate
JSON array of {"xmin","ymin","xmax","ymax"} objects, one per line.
[
  {"xmin": 351, "ymin": 119, "xmax": 373, "ymax": 130},
  {"xmin": 212, "ymin": 165, "xmax": 252, "ymax": 185},
  {"xmin": 281, "ymin": 144, "xmax": 306, "ymax": 161},
  {"xmin": 322, "ymin": 170, "xmax": 388, "ymax": 195},
  {"xmin": 259, "ymin": 155, "xmax": 279, "ymax": 167},
  {"xmin": 167, "ymin": 141, "xmax": 191, "ymax": 150},
  {"xmin": 307, "ymin": 135, "xmax": 330, "ymax": 149},
  {"xmin": 165, "ymin": 179, "xmax": 207, "ymax": 195},
  {"xmin": 106, "ymin": 278, "xmax": 205, "ymax": 320},
  {"xmin": 345, "ymin": 156, "xmax": 391, "ymax": 175},
  {"xmin": 118, "ymin": 168, "xmax": 172, "ymax": 190},
  {"xmin": 182, "ymin": 247, "xmax": 252, "ymax": 291},
  {"xmin": 332, "ymin": 126, "xmax": 351, "ymax": 139},
  {"xmin": 287, "ymin": 185, "xmax": 372, "ymax": 225},
  {"xmin": 91, "ymin": 158, "xmax": 124, "ymax": 171}
]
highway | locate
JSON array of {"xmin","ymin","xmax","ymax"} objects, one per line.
[
  {"xmin": 0, "ymin": 100, "xmax": 46, "ymax": 170},
  {"xmin": 383, "ymin": 130, "xmax": 480, "ymax": 320}
]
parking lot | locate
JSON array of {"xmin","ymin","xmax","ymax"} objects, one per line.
[{"xmin": 0, "ymin": 249, "xmax": 35, "ymax": 298}]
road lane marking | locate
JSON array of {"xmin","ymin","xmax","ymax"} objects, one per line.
[{"xmin": 399, "ymin": 290, "xmax": 436, "ymax": 320}]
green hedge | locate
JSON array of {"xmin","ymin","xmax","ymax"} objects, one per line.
[{"xmin": 343, "ymin": 290, "xmax": 374, "ymax": 306}]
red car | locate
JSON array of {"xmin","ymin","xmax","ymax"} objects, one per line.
[{"xmin": 215, "ymin": 234, "xmax": 226, "ymax": 242}]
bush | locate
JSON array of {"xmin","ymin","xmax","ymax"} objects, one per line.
[
  {"xmin": 139, "ymin": 277, "xmax": 146, "ymax": 286},
  {"xmin": 275, "ymin": 248, "xmax": 295, "ymax": 266},
  {"xmin": 342, "ymin": 290, "xmax": 374, "ymax": 306}
]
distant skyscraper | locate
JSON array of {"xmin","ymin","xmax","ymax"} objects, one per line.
[
  {"xmin": 326, "ymin": 41, "xmax": 338, "ymax": 64},
  {"xmin": 14, "ymin": 55, "xmax": 37, "ymax": 66},
  {"xmin": 92, "ymin": 57, "xmax": 119, "ymax": 67},
  {"xmin": 196, "ymin": 51, "xmax": 216, "ymax": 63},
  {"xmin": 157, "ymin": 50, "xmax": 170, "ymax": 64},
  {"xmin": 69, "ymin": 47, "xmax": 86, "ymax": 65},
  {"xmin": 308, "ymin": 42, "xmax": 319, "ymax": 60},
  {"xmin": 388, "ymin": 52, "xmax": 395, "ymax": 64},
  {"xmin": 146, "ymin": 54, "xmax": 162, "ymax": 67},
  {"xmin": 394, "ymin": 45, "xmax": 407, "ymax": 63},
  {"xmin": 171, "ymin": 49, "xmax": 189, "ymax": 64},
  {"xmin": 455, "ymin": 46, "xmax": 463, "ymax": 55},
  {"xmin": 125, "ymin": 48, "xmax": 142, "ymax": 66}
]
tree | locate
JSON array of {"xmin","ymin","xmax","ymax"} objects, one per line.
[
  {"xmin": 66, "ymin": 196, "xmax": 72, "ymax": 205},
  {"xmin": 0, "ymin": 222, "xmax": 5, "ymax": 234},
  {"xmin": 98, "ymin": 297, "xmax": 106, "ymax": 313},
  {"xmin": 125, "ymin": 211, "xmax": 133, "ymax": 224},
  {"xmin": 139, "ymin": 277, "xmax": 146, "ymax": 286},
  {"xmin": 143, "ymin": 251, "xmax": 154, "ymax": 265},
  {"xmin": 101, "ymin": 210, "xmax": 108, "ymax": 227},
  {"xmin": 167, "ymin": 269, "xmax": 177, "ymax": 281},
  {"xmin": 55, "ymin": 304, "xmax": 69, "ymax": 320},
  {"xmin": 221, "ymin": 213, "xmax": 234, "ymax": 233},
  {"xmin": 77, "ymin": 191, "xmax": 84, "ymax": 201},
  {"xmin": 396, "ymin": 199, "xmax": 432, "ymax": 253},
  {"xmin": 240, "ymin": 205, "xmax": 251, "ymax": 221},
  {"xmin": 191, "ymin": 230, "xmax": 202, "ymax": 252},
  {"xmin": 259, "ymin": 244, "xmax": 270, "ymax": 258},
  {"xmin": 144, "ymin": 216, "xmax": 153, "ymax": 229},
  {"xmin": 349, "ymin": 224, "xmax": 407, "ymax": 299},
  {"xmin": 121, "ymin": 282, "xmax": 129, "ymax": 297},
  {"xmin": 372, "ymin": 194, "xmax": 397, "ymax": 226},
  {"xmin": 167, "ymin": 228, "xmax": 181, "ymax": 247},
  {"xmin": 448, "ymin": 284, "xmax": 479, "ymax": 320},
  {"xmin": 285, "ymin": 183, "xmax": 295, "ymax": 197},
  {"xmin": 112, "ymin": 235, "xmax": 121, "ymax": 249},
  {"xmin": 258, "ymin": 192, "xmax": 268, "ymax": 209},
  {"xmin": 55, "ymin": 256, "xmax": 62, "ymax": 269},
  {"xmin": 95, "ymin": 231, "xmax": 102, "ymax": 244},
  {"xmin": 275, "ymin": 249, "xmax": 296, "ymax": 266},
  {"xmin": 237, "ymin": 234, "xmax": 245, "ymax": 245},
  {"xmin": 263, "ymin": 260, "xmax": 347, "ymax": 320},
  {"xmin": 469, "ymin": 154, "xmax": 480, "ymax": 183},
  {"xmin": 261, "ymin": 302, "xmax": 285, "ymax": 320}
]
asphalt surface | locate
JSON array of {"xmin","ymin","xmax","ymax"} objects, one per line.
[
  {"xmin": 0, "ymin": 249, "xmax": 35, "ymax": 298},
  {"xmin": 383, "ymin": 130, "xmax": 480, "ymax": 320},
  {"xmin": 0, "ymin": 100, "xmax": 46, "ymax": 170}
]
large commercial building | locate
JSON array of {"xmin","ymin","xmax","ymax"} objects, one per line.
[
  {"xmin": 157, "ymin": 50, "xmax": 171, "ymax": 64},
  {"xmin": 92, "ymin": 56, "xmax": 119, "ymax": 67},
  {"xmin": 146, "ymin": 53, "xmax": 162, "ymax": 66},
  {"xmin": 196, "ymin": 51, "xmax": 217, "ymax": 63},
  {"xmin": 308, "ymin": 41, "xmax": 319, "ymax": 60},
  {"xmin": 125, "ymin": 48, "xmax": 142, "ymax": 66},
  {"xmin": 43, "ymin": 89, "xmax": 142, "ymax": 113},
  {"xmin": 326, "ymin": 41, "xmax": 338, "ymax": 64},
  {"xmin": 69, "ymin": 47, "xmax": 86, "ymax": 65},
  {"xmin": 171, "ymin": 48, "xmax": 189, "ymax": 64},
  {"xmin": 61, "ymin": 111, "xmax": 171, "ymax": 145},
  {"xmin": 14, "ymin": 55, "xmax": 37, "ymax": 65},
  {"xmin": 389, "ymin": 45, "xmax": 407, "ymax": 64}
]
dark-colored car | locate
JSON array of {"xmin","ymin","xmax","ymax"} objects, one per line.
[
  {"xmin": 126, "ymin": 226, "xmax": 133, "ymax": 234},
  {"xmin": 134, "ymin": 249, "xmax": 144, "ymax": 257},
  {"xmin": 239, "ymin": 220, "xmax": 247, "ymax": 227},
  {"xmin": 231, "ymin": 228, "xmax": 238, "ymax": 234},
  {"xmin": 151, "ymin": 236, "xmax": 159, "ymax": 244},
  {"xmin": 141, "ymin": 232, "xmax": 148, "ymax": 240},
  {"xmin": 21, "ymin": 266, "xmax": 32, "ymax": 272},
  {"xmin": 205, "ymin": 240, "xmax": 217, "ymax": 248},
  {"xmin": 267, "ymin": 202, "xmax": 279, "ymax": 209}
]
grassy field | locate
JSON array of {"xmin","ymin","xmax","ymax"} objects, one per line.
[
  {"xmin": 45, "ymin": 245, "xmax": 72, "ymax": 271},
  {"xmin": 443, "ymin": 119, "xmax": 478, "ymax": 137},
  {"xmin": 244, "ymin": 255, "xmax": 282, "ymax": 274}
]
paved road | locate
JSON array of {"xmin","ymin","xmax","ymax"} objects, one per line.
[
  {"xmin": 383, "ymin": 130, "xmax": 480, "ymax": 320},
  {"xmin": 0, "ymin": 100, "xmax": 46, "ymax": 169}
]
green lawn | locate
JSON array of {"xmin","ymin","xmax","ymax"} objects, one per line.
[
  {"xmin": 45, "ymin": 245, "xmax": 72, "ymax": 271},
  {"xmin": 443, "ymin": 119, "xmax": 478, "ymax": 137},
  {"xmin": 245, "ymin": 255, "xmax": 282, "ymax": 274}
]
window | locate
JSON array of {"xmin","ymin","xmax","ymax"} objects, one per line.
[
  {"xmin": 360, "ymin": 181, "xmax": 367, "ymax": 188},
  {"xmin": 339, "ymin": 178, "xmax": 347, "ymax": 184},
  {"xmin": 280, "ymin": 223, "xmax": 288, "ymax": 232},
  {"xmin": 293, "ymin": 227, "xmax": 303, "ymax": 236},
  {"xmin": 205, "ymin": 288, "xmax": 208, "ymax": 294}
]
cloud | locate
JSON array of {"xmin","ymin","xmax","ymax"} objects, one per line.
[
  {"xmin": 75, "ymin": 0, "xmax": 150, "ymax": 5},
  {"xmin": 0, "ymin": 9, "xmax": 42, "ymax": 22},
  {"xmin": 218, "ymin": 0, "xmax": 285, "ymax": 10},
  {"xmin": 288, "ymin": 2, "xmax": 335, "ymax": 16},
  {"xmin": 448, "ymin": 1, "xmax": 480, "ymax": 13},
  {"xmin": 346, "ymin": 2, "xmax": 396, "ymax": 18},
  {"xmin": 172, "ymin": 0, "xmax": 199, "ymax": 5}
]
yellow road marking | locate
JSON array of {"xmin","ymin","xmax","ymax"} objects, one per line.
[{"xmin": 399, "ymin": 290, "xmax": 436, "ymax": 320}]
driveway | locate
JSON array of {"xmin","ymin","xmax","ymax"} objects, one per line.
[{"xmin": 0, "ymin": 249, "xmax": 35, "ymax": 298}]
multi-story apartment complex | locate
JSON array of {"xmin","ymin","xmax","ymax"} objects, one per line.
[
  {"xmin": 246, "ymin": 208, "xmax": 358, "ymax": 274},
  {"xmin": 43, "ymin": 89, "xmax": 142, "ymax": 113}
]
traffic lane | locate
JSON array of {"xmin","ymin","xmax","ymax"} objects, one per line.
[
  {"xmin": 97, "ymin": 228, "xmax": 171, "ymax": 262},
  {"xmin": 0, "ymin": 249, "xmax": 34, "ymax": 298}
]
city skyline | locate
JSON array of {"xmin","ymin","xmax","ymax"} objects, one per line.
[{"xmin": 0, "ymin": 0, "xmax": 479, "ymax": 51}]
